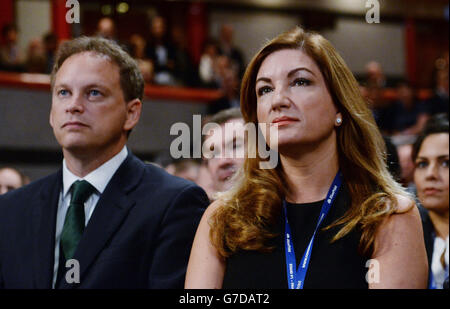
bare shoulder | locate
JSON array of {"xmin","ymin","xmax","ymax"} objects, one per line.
[
  {"xmin": 393, "ymin": 193, "xmax": 415, "ymax": 214},
  {"xmin": 377, "ymin": 194, "xmax": 420, "ymax": 241},
  {"xmin": 204, "ymin": 199, "xmax": 224, "ymax": 217},
  {"xmin": 370, "ymin": 194, "xmax": 427, "ymax": 288}
]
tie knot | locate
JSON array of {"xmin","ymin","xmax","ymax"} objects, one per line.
[{"xmin": 70, "ymin": 180, "xmax": 96, "ymax": 205}]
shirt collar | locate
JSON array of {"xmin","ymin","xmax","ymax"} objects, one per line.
[{"xmin": 62, "ymin": 146, "xmax": 128, "ymax": 198}]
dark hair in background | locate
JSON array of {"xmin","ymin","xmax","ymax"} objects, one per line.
[
  {"xmin": 50, "ymin": 36, "xmax": 144, "ymax": 102},
  {"xmin": 208, "ymin": 107, "xmax": 242, "ymax": 126},
  {"xmin": 412, "ymin": 113, "xmax": 449, "ymax": 162}
]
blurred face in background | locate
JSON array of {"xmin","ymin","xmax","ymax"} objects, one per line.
[
  {"xmin": 0, "ymin": 168, "xmax": 23, "ymax": 194},
  {"xmin": 414, "ymin": 133, "xmax": 449, "ymax": 215},
  {"xmin": 205, "ymin": 118, "xmax": 246, "ymax": 193}
]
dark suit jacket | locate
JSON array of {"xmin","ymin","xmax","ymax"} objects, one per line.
[
  {"xmin": 0, "ymin": 152, "xmax": 209, "ymax": 288},
  {"xmin": 418, "ymin": 204, "xmax": 435, "ymax": 288}
]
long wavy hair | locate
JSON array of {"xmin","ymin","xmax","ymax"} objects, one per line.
[{"xmin": 209, "ymin": 26, "xmax": 411, "ymax": 258}]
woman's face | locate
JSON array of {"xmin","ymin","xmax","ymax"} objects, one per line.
[
  {"xmin": 414, "ymin": 133, "xmax": 449, "ymax": 214},
  {"xmin": 255, "ymin": 49, "xmax": 341, "ymax": 152}
]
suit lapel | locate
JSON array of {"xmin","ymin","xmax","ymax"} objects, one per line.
[
  {"xmin": 58, "ymin": 153, "xmax": 145, "ymax": 289},
  {"xmin": 32, "ymin": 171, "xmax": 62, "ymax": 288}
]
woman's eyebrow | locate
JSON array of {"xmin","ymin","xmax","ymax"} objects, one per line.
[{"xmin": 287, "ymin": 67, "xmax": 315, "ymax": 78}]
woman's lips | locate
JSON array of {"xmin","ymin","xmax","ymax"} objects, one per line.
[
  {"xmin": 271, "ymin": 116, "xmax": 298, "ymax": 126},
  {"xmin": 423, "ymin": 188, "xmax": 442, "ymax": 196}
]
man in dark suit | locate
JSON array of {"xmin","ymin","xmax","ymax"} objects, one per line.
[{"xmin": 0, "ymin": 36, "xmax": 209, "ymax": 288}]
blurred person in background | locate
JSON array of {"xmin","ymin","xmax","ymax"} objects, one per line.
[
  {"xmin": 390, "ymin": 80, "xmax": 430, "ymax": 136},
  {"xmin": 426, "ymin": 58, "xmax": 449, "ymax": 116},
  {"xmin": 0, "ymin": 167, "xmax": 29, "ymax": 194},
  {"xmin": 165, "ymin": 158, "xmax": 201, "ymax": 184},
  {"xmin": 144, "ymin": 15, "xmax": 176, "ymax": 85},
  {"xmin": 25, "ymin": 37, "xmax": 46, "ymax": 73},
  {"xmin": 364, "ymin": 61, "xmax": 386, "ymax": 88},
  {"xmin": 96, "ymin": 17, "xmax": 116, "ymax": 41},
  {"xmin": 171, "ymin": 25, "xmax": 198, "ymax": 87},
  {"xmin": 218, "ymin": 24, "xmax": 245, "ymax": 79},
  {"xmin": 208, "ymin": 55, "xmax": 241, "ymax": 115},
  {"xmin": 363, "ymin": 83, "xmax": 395, "ymax": 135},
  {"xmin": 202, "ymin": 108, "xmax": 245, "ymax": 200},
  {"xmin": 43, "ymin": 32, "xmax": 58, "ymax": 74},
  {"xmin": 413, "ymin": 114, "xmax": 449, "ymax": 289},
  {"xmin": 129, "ymin": 33, "xmax": 153, "ymax": 83},
  {"xmin": 0, "ymin": 23, "xmax": 24, "ymax": 72},
  {"xmin": 199, "ymin": 38, "xmax": 220, "ymax": 88}
]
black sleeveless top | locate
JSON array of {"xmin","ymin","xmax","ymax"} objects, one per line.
[{"xmin": 222, "ymin": 186, "xmax": 369, "ymax": 289}]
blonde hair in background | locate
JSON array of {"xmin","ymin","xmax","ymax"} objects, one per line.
[{"xmin": 210, "ymin": 26, "xmax": 411, "ymax": 258}]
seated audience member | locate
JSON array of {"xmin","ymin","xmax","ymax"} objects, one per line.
[
  {"xmin": 171, "ymin": 25, "xmax": 198, "ymax": 87},
  {"xmin": 0, "ymin": 23, "xmax": 24, "ymax": 72},
  {"xmin": 186, "ymin": 26, "xmax": 427, "ymax": 289},
  {"xmin": 364, "ymin": 61, "xmax": 386, "ymax": 88},
  {"xmin": 202, "ymin": 108, "xmax": 245, "ymax": 200},
  {"xmin": 413, "ymin": 114, "xmax": 449, "ymax": 289},
  {"xmin": 363, "ymin": 84, "xmax": 394, "ymax": 134},
  {"xmin": 25, "ymin": 37, "xmax": 46, "ymax": 73},
  {"xmin": 390, "ymin": 80, "xmax": 430, "ymax": 136},
  {"xmin": 144, "ymin": 15, "xmax": 176, "ymax": 85},
  {"xmin": 0, "ymin": 36, "xmax": 208, "ymax": 288},
  {"xmin": 129, "ymin": 34, "xmax": 153, "ymax": 83},
  {"xmin": 199, "ymin": 38, "xmax": 220, "ymax": 88},
  {"xmin": 426, "ymin": 69, "xmax": 449, "ymax": 116},
  {"xmin": 218, "ymin": 24, "xmax": 245, "ymax": 79},
  {"xmin": 396, "ymin": 136, "xmax": 418, "ymax": 194},
  {"xmin": 0, "ymin": 167, "xmax": 29, "ymax": 194},
  {"xmin": 43, "ymin": 32, "xmax": 58, "ymax": 74},
  {"xmin": 195, "ymin": 161, "xmax": 215, "ymax": 201},
  {"xmin": 96, "ymin": 17, "xmax": 116, "ymax": 41},
  {"xmin": 166, "ymin": 158, "xmax": 201, "ymax": 183},
  {"xmin": 207, "ymin": 55, "xmax": 240, "ymax": 115}
]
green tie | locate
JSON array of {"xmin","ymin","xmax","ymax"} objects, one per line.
[{"xmin": 60, "ymin": 180, "xmax": 96, "ymax": 260}]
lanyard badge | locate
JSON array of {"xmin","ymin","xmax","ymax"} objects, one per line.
[{"xmin": 283, "ymin": 171, "xmax": 343, "ymax": 289}]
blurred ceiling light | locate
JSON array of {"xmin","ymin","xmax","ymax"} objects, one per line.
[
  {"xmin": 101, "ymin": 4, "xmax": 113, "ymax": 15},
  {"xmin": 116, "ymin": 2, "xmax": 129, "ymax": 14}
]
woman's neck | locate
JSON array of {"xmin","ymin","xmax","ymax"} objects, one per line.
[{"xmin": 280, "ymin": 137, "xmax": 339, "ymax": 204}]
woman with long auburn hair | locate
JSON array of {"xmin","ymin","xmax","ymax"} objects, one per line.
[{"xmin": 185, "ymin": 26, "xmax": 427, "ymax": 289}]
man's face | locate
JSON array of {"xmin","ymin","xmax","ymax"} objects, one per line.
[
  {"xmin": 0, "ymin": 168, "xmax": 22, "ymax": 194},
  {"xmin": 50, "ymin": 51, "xmax": 140, "ymax": 158},
  {"xmin": 205, "ymin": 118, "xmax": 246, "ymax": 193}
]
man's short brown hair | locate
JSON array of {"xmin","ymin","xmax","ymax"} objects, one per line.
[{"xmin": 51, "ymin": 36, "xmax": 144, "ymax": 102}]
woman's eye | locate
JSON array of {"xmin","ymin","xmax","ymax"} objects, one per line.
[
  {"xmin": 58, "ymin": 89, "xmax": 69, "ymax": 96},
  {"xmin": 292, "ymin": 78, "xmax": 311, "ymax": 87},
  {"xmin": 416, "ymin": 161, "xmax": 428, "ymax": 169},
  {"xmin": 88, "ymin": 89, "xmax": 102, "ymax": 97},
  {"xmin": 442, "ymin": 159, "xmax": 449, "ymax": 168},
  {"xmin": 257, "ymin": 86, "xmax": 272, "ymax": 96}
]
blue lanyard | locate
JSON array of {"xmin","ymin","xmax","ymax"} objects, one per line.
[{"xmin": 283, "ymin": 171, "xmax": 343, "ymax": 289}]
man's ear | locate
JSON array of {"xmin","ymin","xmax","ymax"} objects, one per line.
[
  {"xmin": 124, "ymin": 99, "xmax": 142, "ymax": 132},
  {"xmin": 49, "ymin": 107, "xmax": 54, "ymax": 128}
]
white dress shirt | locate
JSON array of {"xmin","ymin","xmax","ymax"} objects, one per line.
[
  {"xmin": 431, "ymin": 235, "xmax": 449, "ymax": 289},
  {"xmin": 52, "ymin": 146, "xmax": 128, "ymax": 288}
]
